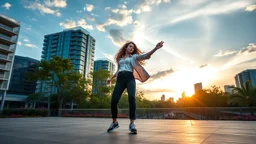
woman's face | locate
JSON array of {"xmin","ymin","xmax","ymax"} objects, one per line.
[{"xmin": 126, "ymin": 43, "xmax": 135, "ymax": 54}]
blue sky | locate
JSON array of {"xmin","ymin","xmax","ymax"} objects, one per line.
[{"xmin": 1, "ymin": 0, "xmax": 256, "ymax": 100}]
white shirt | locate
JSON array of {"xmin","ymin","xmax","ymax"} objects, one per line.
[{"xmin": 118, "ymin": 56, "xmax": 133, "ymax": 72}]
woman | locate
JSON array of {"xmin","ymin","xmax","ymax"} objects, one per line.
[{"xmin": 107, "ymin": 41, "xmax": 164, "ymax": 134}]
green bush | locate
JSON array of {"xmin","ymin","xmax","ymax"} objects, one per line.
[{"xmin": 2, "ymin": 109, "xmax": 48, "ymax": 117}]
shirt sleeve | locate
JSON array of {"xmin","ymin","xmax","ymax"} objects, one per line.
[{"xmin": 134, "ymin": 53, "xmax": 151, "ymax": 61}]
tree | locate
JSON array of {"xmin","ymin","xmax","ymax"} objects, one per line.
[
  {"xmin": 229, "ymin": 81, "xmax": 256, "ymax": 116},
  {"xmin": 90, "ymin": 69, "xmax": 111, "ymax": 97},
  {"xmin": 29, "ymin": 56, "xmax": 90, "ymax": 116}
]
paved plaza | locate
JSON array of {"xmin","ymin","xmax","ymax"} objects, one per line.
[{"xmin": 0, "ymin": 117, "xmax": 256, "ymax": 144}]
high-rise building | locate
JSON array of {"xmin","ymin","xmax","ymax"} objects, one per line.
[
  {"xmin": 37, "ymin": 26, "xmax": 95, "ymax": 96},
  {"xmin": 194, "ymin": 82, "xmax": 203, "ymax": 93},
  {"xmin": 0, "ymin": 14, "xmax": 20, "ymax": 110},
  {"xmin": 224, "ymin": 85, "xmax": 235, "ymax": 93},
  {"xmin": 94, "ymin": 59, "xmax": 115, "ymax": 73},
  {"xmin": 8, "ymin": 55, "xmax": 39, "ymax": 95},
  {"xmin": 161, "ymin": 94, "xmax": 165, "ymax": 101},
  {"xmin": 92, "ymin": 59, "xmax": 115, "ymax": 95},
  {"xmin": 235, "ymin": 69, "xmax": 256, "ymax": 88}
]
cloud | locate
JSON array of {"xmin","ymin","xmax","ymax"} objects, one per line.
[
  {"xmin": 24, "ymin": 38, "xmax": 30, "ymax": 42},
  {"xmin": 18, "ymin": 41, "xmax": 22, "ymax": 45},
  {"xmin": 60, "ymin": 20, "xmax": 76, "ymax": 28},
  {"xmin": 220, "ymin": 43, "xmax": 256, "ymax": 70},
  {"xmin": 96, "ymin": 8, "xmax": 133, "ymax": 31},
  {"xmin": 103, "ymin": 53, "xmax": 115, "ymax": 62},
  {"xmin": 77, "ymin": 19, "xmax": 94, "ymax": 30},
  {"xmin": 144, "ymin": 68, "xmax": 175, "ymax": 83},
  {"xmin": 60, "ymin": 19, "xmax": 94, "ymax": 30},
  {"xmin": 214, "ymin": 50, "xmax": 238, "ymax": 57},
  {"xmin": 134, "ymin": 21, "xmax": 141, "ymax": 27},
  {"xmin": 245, "ymin": 5, "xmax": 256, "ymax": 11},
  {"xmin": 26, "ymin": 27, "xmax": 32, "ymax": 31},
  {"xmin": 24, "ymin": 44, "xmax": 38, "ymax": 48},
  {"xmin": 44, "ymin": 0, "xmax": 67, "ymax": 8},
  {"xmin": 84, "ymin": 4, "xmax": 94, "ymax": 12},
  {"xmin": 2, "ymin": 2, "xmax": 11, "ymax": 10},
  {"xmin": 136, "ymin": 0, "xmax": 171, "ymax": 12},
  {"xmin": 107, "ymin": 29, "xmax": 127, "ymax": 46},
  {"xmin": 23, "ymin": 1, "xmax": 62, "ymax": 16},
  {"xmin": 199, "ymin": 64, "xmax": 208, "ymax": 68},
  {"xmin": 238, "ymin": 43, "xmax": 256, "ymax": 54},
  {"xmin": 118, "ymin": 4, "xmax": 127, "ymax": 9},
  {"xmin": 170, "ymin": 0, "xmax": 251, "ymax": 24}
]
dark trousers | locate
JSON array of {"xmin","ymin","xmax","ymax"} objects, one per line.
[{"xmin": 111, "ymin": 71, "xmax": 136, "ymax": 120}]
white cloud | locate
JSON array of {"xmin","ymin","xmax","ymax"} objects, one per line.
[
  {"xmin": 26, "ymin": 27, "xmax": 32, "ymax": 31},
  {"xmin": 119, "ymin": 4, "xmax": 127, "ymax": 9},
  {"xmin": 60, "ymin": 19, "xmax": 94, "ymax": 30},
  {"xmin": 18, "ymin": 41, "xmax": 22, "ymax": 45},
  {"xmin": 220, "ymin": 43, "xmax": 256, "ymax": 70},
  {"xmin": 96, "ymin": 8, "xmax": 133, "ymax": 31},
  {"xmin": 136, "ymin": 0, "xmax": 171, "ymax": 12},
  {"xmin": 214, "ymin": 50, "xmax": 238, "ymax": 57},
  {"xmin": 2, "ymin": 2, "xmax": 11, "ymax": 10},
  {"xmin": 24, "ymin": 43, "xmax": 38, "ymax": 48},
  {"xmin": 170, "ymin": 0, "xmax": 251, "ymax": 24},
  {"xmin": 238, "ymin": 43, "xmax": 256, "ymax": 54},
  {"xmin": 44, "ymin": 0, "xmax": 67, "ymax": 8},
  {"xmin": 103, "ymin": 53, "xmax": 115, "ymax": 62},
  {"xmin": 24, "ymin": 1, "xmax": 62, "ymax": 16},
  {"xmin": 245, "ymin": 5, "xmax": 256, "ymax": 12},
  {"xmin": 84, "ymin": 4, "xmax": 94, "ymax": 12},
  {"xmin": 24, "ymin": 39, "xmax": 30, "ymax": 42},
  {"xmin": 60, "ymin": 20, "xmax": 76, "ymax": 28},
  {"xmin": 77, "ymin": 19, "xmax": 94, "ymax": 30}
]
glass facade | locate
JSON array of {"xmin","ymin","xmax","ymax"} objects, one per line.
[
  {"xmin": 235, "ymin": 69, "xmax": 256, "ymax": 88},
  {"xmin": 7, "ymin": 55, "xmax": 39, "ymax": 95},
  {"xmin": 38, "ymin": 26, "xmax": 95, "ymax": 96}
]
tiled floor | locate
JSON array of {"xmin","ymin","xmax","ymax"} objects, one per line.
[{"xmin": 0, "ymin": 118, "xmax": 256, "ymax": 144}]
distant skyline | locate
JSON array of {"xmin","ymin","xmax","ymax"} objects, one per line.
[{"xmin": 1, "ymin": 0, "xmax": 256, "ymax": 101}]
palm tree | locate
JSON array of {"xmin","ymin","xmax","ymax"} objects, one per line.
[{"xmin": 229, "ymin": 81, "xmax": 256, "ymax": 116}]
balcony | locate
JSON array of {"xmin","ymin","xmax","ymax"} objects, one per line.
[
  {"xmin": 0, "ymin": 44, "xmax": 15, "ymax": 53},
  {"xmin": 0, "ymin": 33, "xmax": 17, "ymax": 44},
  {"xmin": 0, "ymin": 23, "xmax": 18, "ymax": 36},
  {"xmin": 0, "ymin": 82, "xmax": 7, "ymax": 90},
  {"xmin": 0, "ymin": 64, "xmax": 10, "ymax": 71},
  {"xmin": 0, "ymin": 73, "xmax": 9, "ymax": 80},
  {"xmin": 0, "ymin": 54, "xmax": 12, "ymax": 62}
]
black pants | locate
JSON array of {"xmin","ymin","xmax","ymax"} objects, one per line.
[{"xmin": 111, "ymin": 71, "xmax": 136, "ymax": 120}]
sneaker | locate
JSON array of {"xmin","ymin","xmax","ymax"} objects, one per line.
[
  {"xmin": 129, "ymin": 123, "xmax": 137, "ymax": 134},
  {"xmin": 107, "ymin": 122, "xmax": 119, "ymax": 132}
]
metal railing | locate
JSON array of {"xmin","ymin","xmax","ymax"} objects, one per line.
[
  {"xmin": 0, "ymin": 23, "xmax": 18, "ymax": 34},
  {"xmin": 59, "ymin": 107, "xmax": 256, "ymax": 120}
]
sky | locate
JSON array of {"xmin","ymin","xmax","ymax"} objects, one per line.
[{"xmin": 1, "ymin": 0, "xmax": 256, "ymax": 101}]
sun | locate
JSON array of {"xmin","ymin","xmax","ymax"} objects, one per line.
[{"xmin": 140, "ymin": 65, "xmax": 218, "ymax": 100}]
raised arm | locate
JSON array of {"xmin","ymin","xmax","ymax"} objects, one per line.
[{"xmin": 136, "ymin": 41, "xmax": 164, "ymax": 61}]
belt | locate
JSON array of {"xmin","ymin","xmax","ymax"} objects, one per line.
[{"xmin": 119, "ymin": 71, "xmax": 132, "ymax": 74}]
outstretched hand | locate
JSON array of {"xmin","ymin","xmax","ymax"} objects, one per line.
[
  {"xmin": 107, "ymin": 79, "xmax": 111, "ymax": 85},
  {"xmin": 155, "ymin": 41, "xmax": 164, "ymax": 49}
]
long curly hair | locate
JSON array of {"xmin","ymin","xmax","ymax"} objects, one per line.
[{"xmin": 115, "ymin": 41, "xmax": 145, "ymax": 65}]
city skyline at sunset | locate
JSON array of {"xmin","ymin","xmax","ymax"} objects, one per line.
[{"xmin": 1, "ymin": 0, "xmax": 256, "ymax": 101}]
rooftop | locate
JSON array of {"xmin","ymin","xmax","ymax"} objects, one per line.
[{"xmin": 0, "ymin": 118, "xmax": 256, "ymax": 143}]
